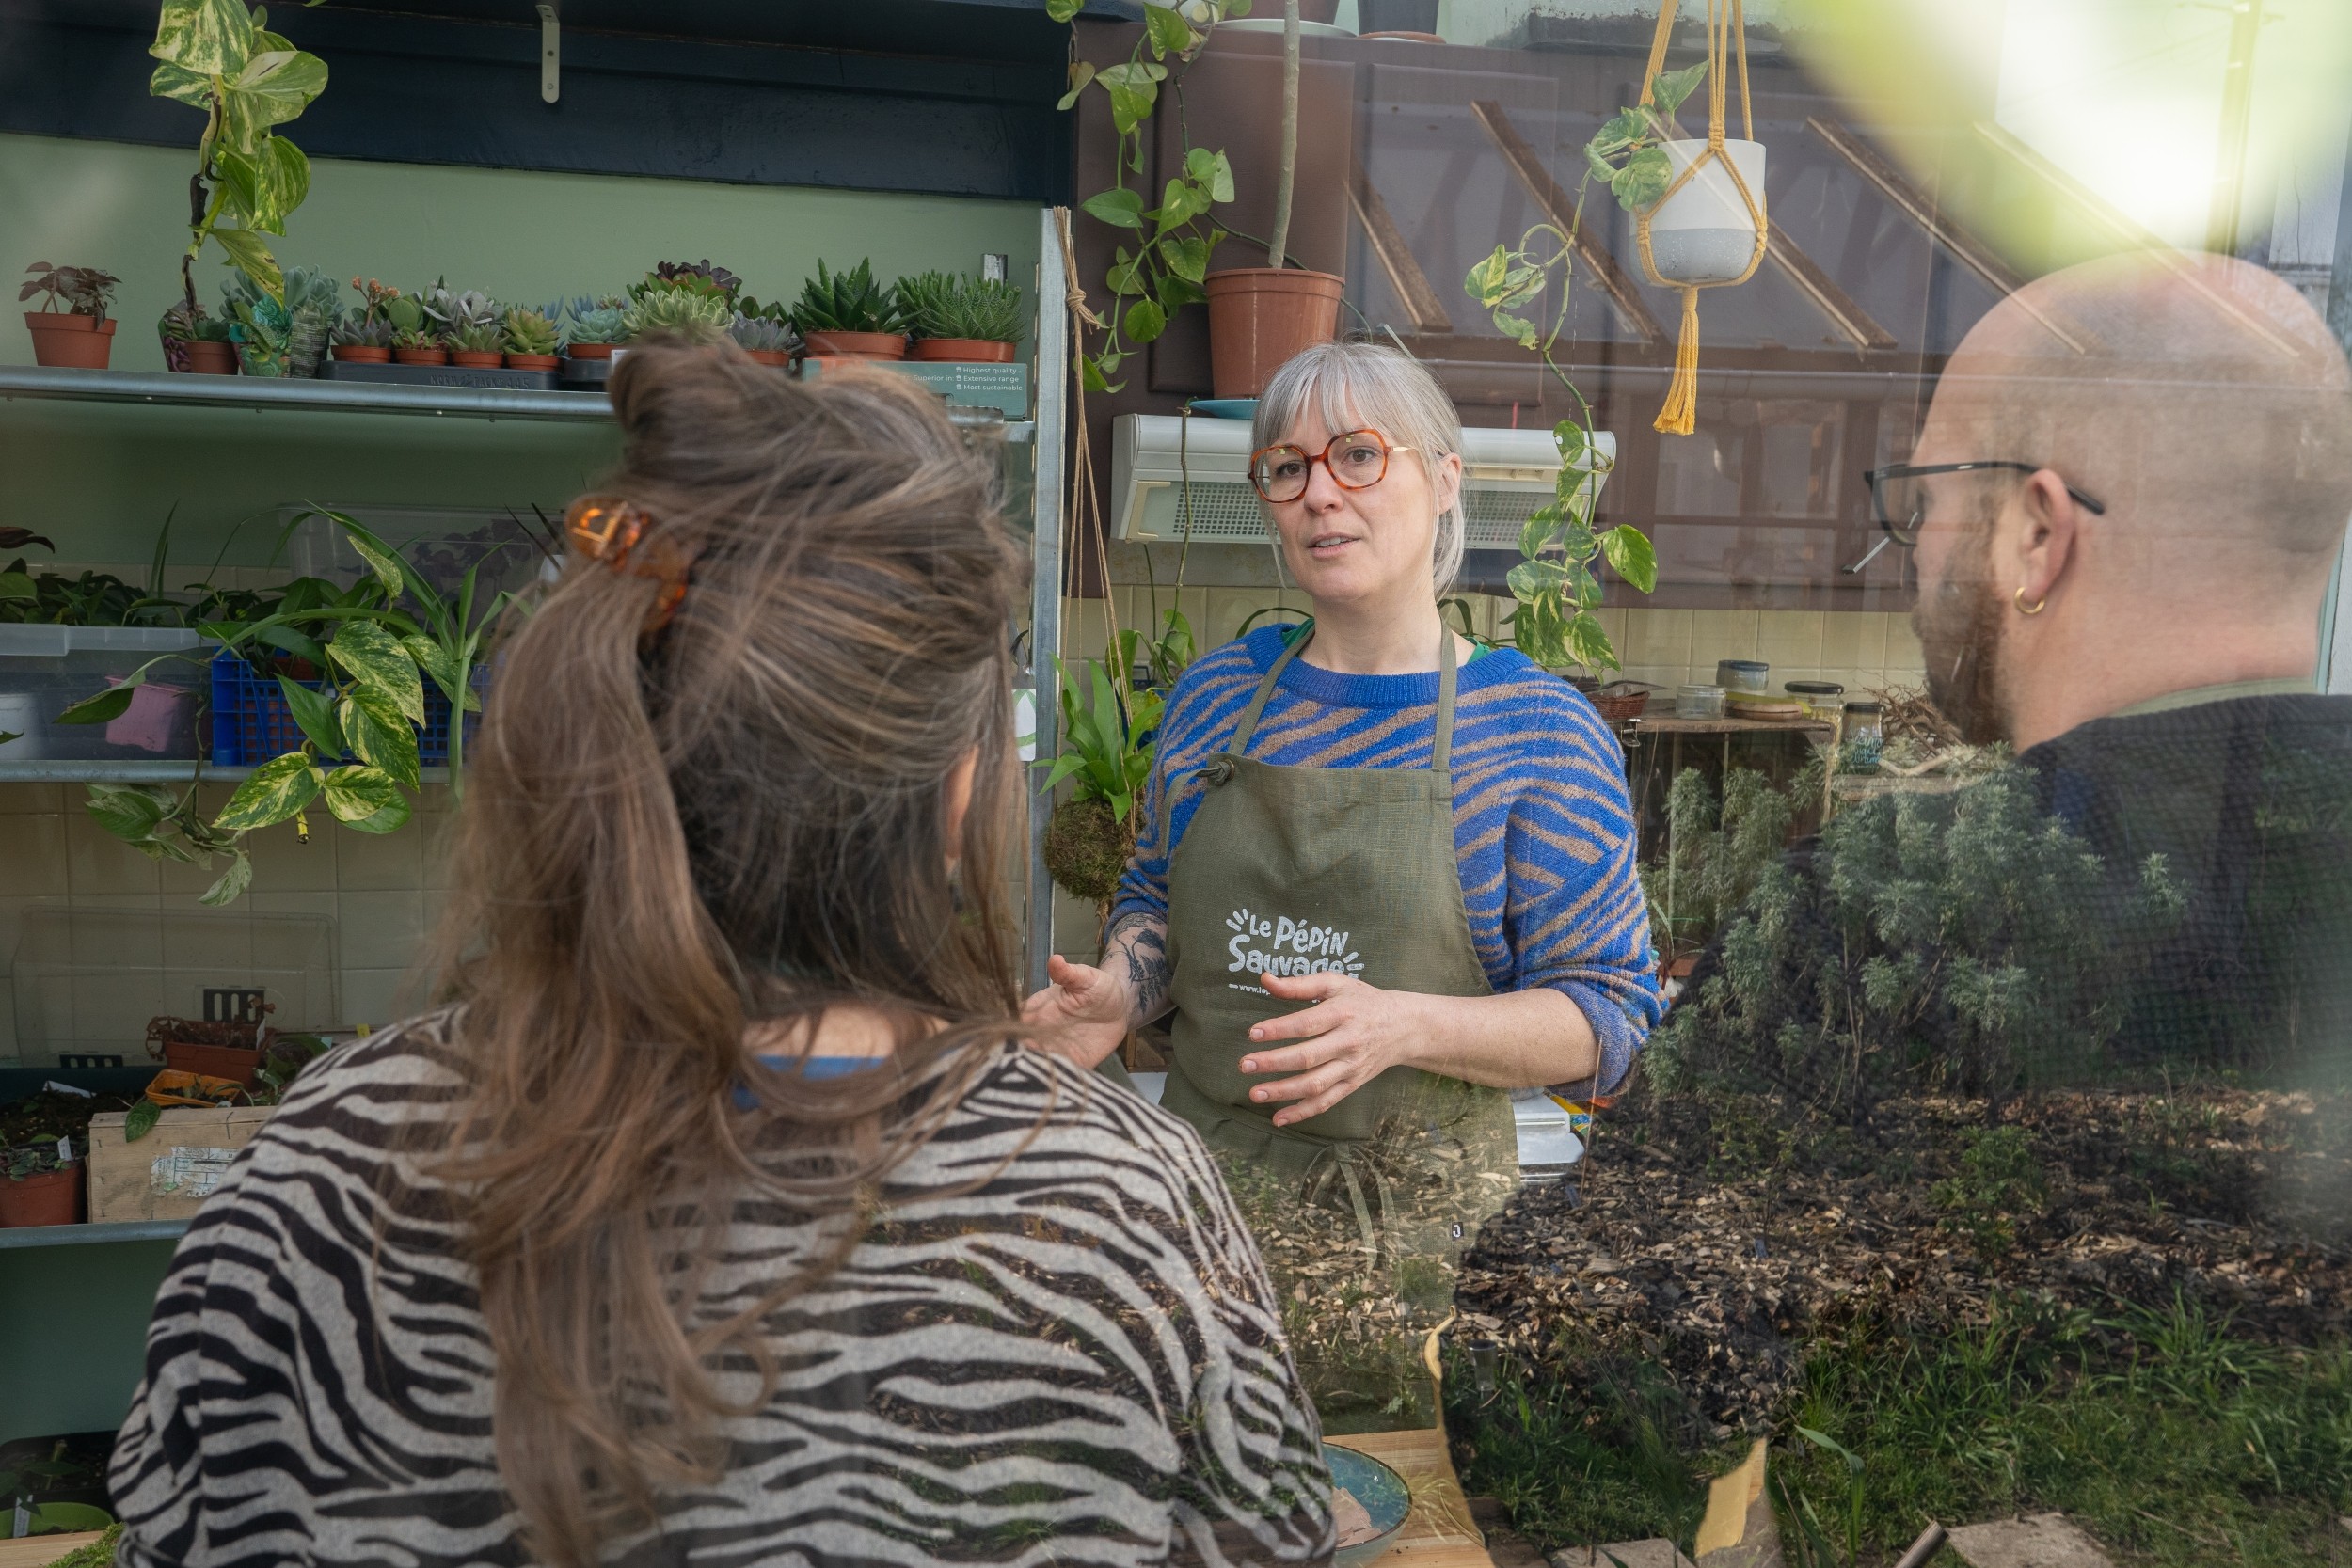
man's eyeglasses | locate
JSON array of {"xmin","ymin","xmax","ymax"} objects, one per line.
[
  {"xmin": 1249, "ymin": 429, "xmax": 1415, "ymax": 504},
  {"xmin": 1864, "ymin": 462, "xmax": 2107, "ymax": 546}
]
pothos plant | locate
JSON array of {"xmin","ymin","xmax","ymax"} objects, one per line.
[
  {"xmin": 150, "ymin": 0, "xmax": 330, "ymax": 314},
  {"xmin": 64, "ymin": 509, "xmax": 510, "ymax": 906},
  {"xmin": 1458, "ymin": 61, "xmax": 1712, "ymax": 671},
  {"xmin": 1053, "ymin": 0, "xmax": 1245, "ymax": 393}
]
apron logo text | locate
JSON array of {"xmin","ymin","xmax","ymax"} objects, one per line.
[{"xmin": 1224, "ymin": 908, "xmax": 1365, "ymax": 978}]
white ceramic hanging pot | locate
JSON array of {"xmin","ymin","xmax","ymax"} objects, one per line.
[{"xmin": 1645, "ymin": 138, "xmax": 1767, "ymax": 285}]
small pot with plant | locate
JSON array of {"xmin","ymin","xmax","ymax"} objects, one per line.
[
  {"xmin": 159, "ymin": 302, "xmax": 238, "ymax": 373},
  {"xmin": 385, "ymin": 293, "xmax": 447, "ymax": 364},
  {"xmin": 226, "ymin": 266, "xmax": 336, "ymax": 378},
  {"xmin": 794, "ymin": 260, "xmax": 907, "ymax": 359},
  {"xmin": 500, "ymin": 305, "xmax": 561, "ymax": 371},
  {"xmin": 449, "ymin": 323, "xmax": 504, "ymax": 368},
  {"xmin": 620, "ymin": 262, "xmax": 737, "ymax": 347},
  {"xmin": 20, "ymin": 263, "xmax": 120, "ymax": 370},
  {"xmin": 0, "ymin": 1138, "xmax": 84, "ymax": 1227},
  {"xmin": 330, "ymin": 277, "xmax": 399, "ymax": 362},
  {"xmin": 727, "ymin": 310, "xmax": 795, "ymax": 366},
  {"xmin": 562, "ymin": 295, "xmax": 628, "ymax": 360},
  {"xmin": 147, "ymin": 1002, "xmax": 273, "ymax": 1087},
  {"xmin": 895, "ymin": 269, "xmax": 1024, "ymax": 362}
]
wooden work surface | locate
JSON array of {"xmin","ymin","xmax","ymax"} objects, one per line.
[
  {"xmin": 1327, "ymin": 1426, "xmax": 1496, "ymax": 1566},
  {"xmin": 0, "ymin": 1532, "xmax": 103, "ymax": 1568}
]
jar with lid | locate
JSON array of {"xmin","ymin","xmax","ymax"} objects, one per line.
[
  {"xmin": 1677, "ymin": 683, "xmax": 1727, "ymax": 720},
  {"xmin": 1784, "ymin": 680, "xmax": 1844, "ymax": 722},
  {"xmin": 1715, "ymin": 658, "xmax": 1769, "ymax": 695}
]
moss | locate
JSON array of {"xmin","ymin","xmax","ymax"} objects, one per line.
[{"xmin": 1043, "ymin": 797, "xmax": 1133, "ymax": 905}]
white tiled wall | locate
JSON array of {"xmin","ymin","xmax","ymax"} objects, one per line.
[{"xmin": 0, "ymin": 781, "xmax": 454, "ymax": 1060}]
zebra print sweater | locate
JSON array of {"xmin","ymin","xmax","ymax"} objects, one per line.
[{"xmin": 109, "ymin": 1012, "xmax": 1334, "ymax": 1568}]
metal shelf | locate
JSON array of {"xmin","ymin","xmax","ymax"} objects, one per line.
[
  {"xmin": 0, "ymin": 760, "xmax": 453, "ymax": 784},
  {"xmin": 0, "ymin": 1217, "xmax": 188, "ymax": 1251},
  {"xmin": 0, "ymin": 366, "xmax": 1034, "ymax": 439}
]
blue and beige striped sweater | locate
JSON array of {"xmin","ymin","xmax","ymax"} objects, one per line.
[{"xmin": 1113, "ymin": 624, "xmax": 1664, "ymax": 1092}]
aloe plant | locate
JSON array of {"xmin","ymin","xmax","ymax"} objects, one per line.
[
  {"xmin": 894, "ymin": 270, "xmax": 1025, "ymax": 342},
  {"xmin": 792, "ymin": 260, "xmax": 904, "ymax": 335}
]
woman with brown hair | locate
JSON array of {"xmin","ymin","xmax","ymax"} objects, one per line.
[{"xmin": 107, "ymin": 343, "xmax": 1331, "ymax": 1568}]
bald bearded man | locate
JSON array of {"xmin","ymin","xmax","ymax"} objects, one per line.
[{"xmin": 1678, "ymin": 251, "xmax": 2352, "ymax": 1085}]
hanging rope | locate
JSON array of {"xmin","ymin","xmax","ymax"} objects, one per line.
[{"xmin": 1632, "ymin": 0, "xmax": 1765, "ymax": 436}]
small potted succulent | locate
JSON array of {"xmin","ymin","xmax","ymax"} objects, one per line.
[
  {"xmin": 225, "ymin": 266, "xmax": 336, "ymax": 377},
  {"xmin": 20, "ymin": 262, "xmax": 120, "ymax": 370},
  {"xmin": 450, "ymin": 320, "xmax": 506, "ymax": 368},
  {"xmin": 563, "ymin": 295, "xmax": 628, "ymax": 360},
  {"xmin": 158, "ymin": 301, "xmax": 237, "ymax": 374},
  {"xmin": 793, "ymin": 259, "xmax": 906, "ymax": 359},
  {"xmin": 386, "ymin": 294, "xmax": 447, "ymax": 364},
  {"xmin": 619, "ymin": 287, "xmax": 730, "ymax": 345},
  {"xmin": 331, "ymin": 277, "xmax": 400, "ymax": 362},
  {"xmin": 895, "ymin": 269, "xmax": 1024, "ymax": 363},
  {"xmin": 501, "ymin": 305, "xmax": 561, "ymax": 370},
  {"xmin": 0, "ymin": 1137, "xmax": 84, "ymax": 1228},
  {"xmin": 727, "ymin": 310, "xmax": 795, "ymax": 366}
]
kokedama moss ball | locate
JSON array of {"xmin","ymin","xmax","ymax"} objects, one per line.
[{"xmin": 1044, "ymin": 797, "xmax": 1133, "ymax": 904}]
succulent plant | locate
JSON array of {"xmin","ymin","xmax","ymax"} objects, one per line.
[
  {"xmin": 635, "ymin": 259, "xmax": 741, "ymax": 303},
  {"xmin": 452, "ymin": 321, "xmax": 506, "ymax": 354},
  {"xmin": 349, "ymin": 277, "xmax": 403, "ymax": 329},
  {"xmin": 391, "ymin": 325, "xmax": 442, "ymax": 352},
  {"xmin": 727, "ymin": 313, "xmax": 796, "ymax": 353},
  {"xmin": 501, "ymin": 307, "xmax": 561, "ymax": 357},
  {"xmin": 619, "ymin": 286, "xmax": 732, "ymax": 345},
  {"xmin": 564, "ymin": 294, "xmax": 629, "ymax": 346},
  {"xmin": 448, "ymin": 290, "xmax": 501, "ymax": 330},
  {"xmin": 792, "ymin": 260, "xmax": 903, "ymax": 335},
  {"xmin": 894, "ymin": 270, "xmax": 1025, "ymax": 343},
  {"xmin": 331, "ymin": 310, "xmax": 394, "ymax": 348}
]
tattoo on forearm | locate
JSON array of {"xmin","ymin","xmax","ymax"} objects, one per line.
[{"xmin": 1106, "ymin": 914, "xmax": 1172, "ymax": 1026}]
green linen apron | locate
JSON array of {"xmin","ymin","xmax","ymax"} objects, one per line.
[{"xmin": 1159, "ymin": 628, "xmax": 1519, "ymax": 1277}]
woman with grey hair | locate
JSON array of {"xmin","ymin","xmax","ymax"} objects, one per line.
[{"xmin": 1026, "ymin": 341, "xmax": 1661, "ymax": 1261}]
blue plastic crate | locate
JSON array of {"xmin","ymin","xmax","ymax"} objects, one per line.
[{"xmin": 209, "ymin": 651, "xmax": 488, "ymax": 768}]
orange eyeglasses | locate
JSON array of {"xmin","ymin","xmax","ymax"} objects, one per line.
[{"xmin": 1248, "ymin": 429, "xmax": 1416, "ymax": 503}]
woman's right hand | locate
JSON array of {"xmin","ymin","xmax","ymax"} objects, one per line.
[{"xmin": 1023, "ymin": 954, "xmax": 1134, "ymax": 1069}]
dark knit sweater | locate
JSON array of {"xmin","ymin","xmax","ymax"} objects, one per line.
[{"xmin": 2019, "ymin": 694, "xmax": 2352, "ymax": 1074}]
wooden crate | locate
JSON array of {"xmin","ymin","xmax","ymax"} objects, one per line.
[{"xmin": 86, "ymin": 1105, "xmax": 275, "ymax": 1223}]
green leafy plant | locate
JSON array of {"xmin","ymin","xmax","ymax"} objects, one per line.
[
  {"xmin": 1040, "ymin": 648, "xmax": 1167, "ymax": 904},
  {"xmin": 1644, "ymin": 765, "xmax": 1804, "ymax": 963},
  {"xmin": 1454, "ymin": 75, "xmax": 1711, "ymax": 671},
  {"xmin": 20, "ymin": 263, "xmax": 119, "ymax": 319},
  {"xmin": 70, "ymin": 508, "xmax": 514, "ymax": 901},
  {"xmin": 331, "ymin": 310, "xmax": 391, "ymax": 348},
  {"xmin": 620, "ymin": 285, "xmax": 731, "ymax": 344},
  {"xmin": 563, "ymin": 293, "xmax": 628, "ymax": 346},
  {"xmin": 1052, "ymin": 0, "xmax": 1244, "ymax": 393},
  {"xmin": 149, "ymin": 0, "xmax": 329, "ymax": 309},
  {"xmin": 791, "ymin": 259, "xmax": 904, "ymax": 335},
  {"xmin": 501, "ymin": 307, "xmax": 559, "ymax": 356},
  {"xmin": 452, "ymin": 320, "xmax": 505, "ymax": 355},
  {"xmin": 389, "ymin": 325, "xmax": 441, "ymax": 352},
  {"xmin": 42, "ymin": 1524, "xmax": 123, "ymax": 1567},
  {"xmin": 634, "ymin": 259, "xmax": 741, "ymax": 303},
  {"xmin": 893, "ymin": 270, "xmax": 1025, "ymax": 343}
]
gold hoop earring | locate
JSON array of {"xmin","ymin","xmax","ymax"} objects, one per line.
[{"xmin": 2014, "ymin": 586, "xmax": 2046, "ymax": 616}]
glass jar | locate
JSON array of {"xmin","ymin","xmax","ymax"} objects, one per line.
[
  {"xmin": 1677, "ymin": 683, "xmax": 1727, "ymax": 719},
  {"xmin": 1785, "ymin": 680, "xmax": 1844, "ymax": 722},
  {"xmin": 1840, "ymin": 699, "xmax": 1884, "ymax": 771},
  {"xmin": 1715, "ymin": 658, "xmax": 1770, "ymax": 695}
]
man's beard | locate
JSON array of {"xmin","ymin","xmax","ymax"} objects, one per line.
[{"xmin": 1914, "ymin": 528, "xmax": 2009, "ymax": 745}]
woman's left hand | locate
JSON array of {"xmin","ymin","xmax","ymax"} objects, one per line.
[{"xmin": 1238, "ymin": 973, "xmax": 1432, "ymax": 1127}]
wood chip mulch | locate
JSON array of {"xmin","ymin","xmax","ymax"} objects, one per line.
[{"xmin": 1453, "ymin": 1085, "xmax": 2352, "ymax": 1435}]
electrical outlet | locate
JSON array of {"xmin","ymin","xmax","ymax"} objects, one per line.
[{"xmin": 202, "ymin": 988, "xmax": 268, "ymax": 1024}]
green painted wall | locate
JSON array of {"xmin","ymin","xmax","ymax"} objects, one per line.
[{"xmin": 2, "ymin": 133, "xmax": 1043, "ymax": 567}]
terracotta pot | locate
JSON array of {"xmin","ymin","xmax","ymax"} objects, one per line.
[
  {"xmin": 908, "ymin": 338, "xmax": 1016, "ymax": 363},
  {"xmin": 0, "ymin": 1164, "xmax": 84, "ymax": 1227},
  {"xmin": 25, "ymin": 312, "xmax": 117, "ymax": 370},
  {"xmin": 331, "ymin": 343, "xmax": 392, "ymax": 363},
  {"xmin": 450, "ymin": 349, "xmax": 503, "ymax": 369},
  {"xmin": 1297, "ymin": 0, "xmax": 1340, "ymax": 20},
  {"xmin": 803, "ymin": 330, "xmax": 907, "ymax": 360},
  {"xmin": 164, "ymin": 1039, "xmax": 262, "ymax": 1088},
  {"xmin": 503, "ymin": 353, "xmax": 560, "ymax": 372},
  {"xmin": 566, "ymin": 341, "xmax": 616, "ymax": 359},
  {"xmin": 167, "ymin": 338, "xmax": 239, "ymax": 375},
  {"xmin": 394, "ymin": 346, "xmax": 449, "ymax": 366},
  {"xmin": 744, "ymin": 349, "xmax": 790, "ymax": 367},
  {"xmin": 1202, "ymin": 269, "xmax": 1344, "ymax": 399}
]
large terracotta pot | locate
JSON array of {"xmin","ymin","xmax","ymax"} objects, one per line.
[
  {"xmin": 909, "ymin": 338, "xmax": 1016, "ymax": 363},
  {"xmin": 0, "ymin": 1164, "xmax": 84, "ymax": 1227},
  {"xmin": 1203, "ymin": 269, "xmax": 1344, "ymax": 399},
  {"xmin": 25, "ymin": 312, "xmax": 116, "ymax": 370},
  {"xmin": 803, "ymin": 330, "xmax": 907, "ymax": 360}
]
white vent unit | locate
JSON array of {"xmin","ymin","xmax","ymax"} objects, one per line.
[{"xmin": 1109, "ymin": 414, "xmax": 1617, "ymax": 548}]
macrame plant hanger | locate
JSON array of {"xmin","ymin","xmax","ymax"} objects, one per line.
[{"xmin": 1632, "ymin": 0, "xmax": 1765, "ymax": 436}]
